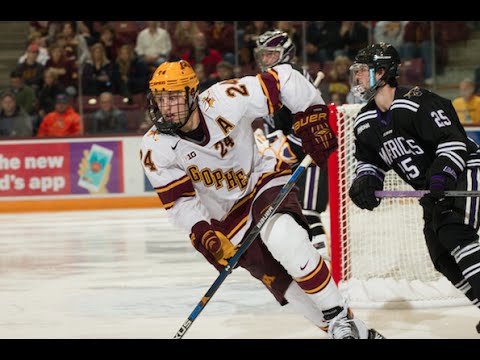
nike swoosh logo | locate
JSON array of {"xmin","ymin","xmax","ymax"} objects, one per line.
[
  {"xmin": 300, "ymin": 260, "xmax": 309, "ymax": 271},
  {"xmin": 171, "ymin": 140, "xmax": 180, "ymax": 150}
]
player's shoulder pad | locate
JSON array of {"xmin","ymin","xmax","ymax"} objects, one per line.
[
  {"xmin": 141, "ymin": 127, "xmax": 177, "ymax": 160},
  {"xmin": 198, "ymin": 80, "xmax": 249, "ymax": 115},
  {"xmin": 402, "ymin": 85, "xmax": 452, "ymax": 109},
  {"xmin": 270, "ymin": 63, "xmax": 295, "ymax": 78},
  {"xmin": 399, "ymin": 85, "xmax": 434, "ymax": 103}
]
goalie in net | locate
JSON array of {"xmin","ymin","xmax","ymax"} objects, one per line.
[
  {"xmin": 347, "ymin": 42, "xmax": 480, "ymax": 330},
  {"xmin": 252, "ymin": 29, "xmax": 331, "ymax": 262}
]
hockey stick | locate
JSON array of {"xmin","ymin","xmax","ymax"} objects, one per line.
[
  {"xmin": 313, "ymin": 71, "xmax": 325, "ymax": 88},
  {"xmin": 375, "ymin": 190, "xmax": 480, "ymax": 198},
  {"xmin": 173, "ymin": 154, "xmax": 313, "ymax": 339}
]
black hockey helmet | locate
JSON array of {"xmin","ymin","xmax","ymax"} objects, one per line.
[{"xmin": 350, "ymin": 42, "xmax": 401, "ymax": 101}]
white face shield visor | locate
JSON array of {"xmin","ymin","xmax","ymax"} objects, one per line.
[
  {"xmin": 254, "ymin": 47, "xmax": 283, "ymax": 72},
  {"xmin": 350, "ymin": 63, "xmax": 375, "ymax": 101},
  {"xmin": 349, "ymin": 63, "xmax": 379, "ymax": 102}
]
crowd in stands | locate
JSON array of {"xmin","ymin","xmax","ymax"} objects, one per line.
[{"xmin": 0, "ymin": 20, "xmax": 475, "ymax": 139}]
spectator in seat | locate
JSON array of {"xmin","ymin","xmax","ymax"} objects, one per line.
[
  {"xmin": 6, "ymin": 70, "xmax": 37, "ymax": 117},
  {"xmin": 98, "ymin": 23, "xmax": 120, "ymax": 63},
  {"xmin": 373, "ymin": 21, "xmax": 407, "ymax": 56},
  {"xmin": 44, "ymin": 43, "xmax": 78, "ymax": 97},
  {"xmin": 206, "ymin": 60, "xmax": 236, "ymax": 86},
  {"xmin": 77, "ymin": 21, "xmax": 108, "ymax": 47},
  {"xmin": 81, "ymin": 42, "xmax": 114, "ymax": 96},
  {"xmin": 88, "ymin": 92, "xmax": 128, "ymax": 134},
  {"xmin": 325, "ymin": 55, "xmax": 352, "ymax": 104},
  {"xmin": 305, "ymin": 21, "xmax": 344, "ymax": 64},
  {"xmin": 402, "ymin": 21, "xmax": 434, "ymax": 84},
  {"xmin": 135, "ymin": 21, "xmax": 172, "ymax": 75},
  {"xmin": 206, "ymin": 21, "xmax": 235, "ymax": 65},
  {"xmin": 18, "ymin": 31, "xmax": 50, "ymax": 66},
  {"xmin": 37, "ymin": 93, "xmax": 82, "ymax": 137},
  {"xmin": 172, "ymin": 21, "xmax": 200, "ymax": 58},
  {"xmin": 28, "ymin": 21, "xmax": 58, "ymax": 47},
  {"xmin": 194, "ymin": 63, "xmax": 217, "ymax": 93},
  {"xmin": 112, "ymin": 44, "xmax": 149, "ymax": 98},
  {"xmin": 58, "ymin": 21, "xmax": 91, "ymax": 67},
  {"xmin": 14, "ymin": 43, "xmax": 45, "ymax": 93},
  {"xmin": 180, "ymin": 31, "xmax": 223, "ymax": 79},
  {"xmin": 0, "ymin": 91, "xmax": 33, "ymax": 138},
  {"xmin": 339, "ymin": 21, "xmax": 370, "ymax": 60},
  {"xmin": 36, "ymin": 68, "xmax": 66, "ymax": 133},
  {"xmin": 215, "ymin": 60, "xmax": 235, "ymax": 81},
  {"xmin": 452, "ymin": 78, "xmax": 480, "ymax": 125}
]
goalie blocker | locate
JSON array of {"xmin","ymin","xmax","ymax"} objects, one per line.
[{"xmin": 293, "ymin": 104, "xmax": 338, "ymax": 168}]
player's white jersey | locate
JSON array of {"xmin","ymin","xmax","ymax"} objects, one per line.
[{"xmin": 140, "ymin": 64, "xmax": 323, "ymax": 241}]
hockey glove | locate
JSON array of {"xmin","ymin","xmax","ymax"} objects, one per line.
[
  {"xmin": 348, "ymin": 173, "xmax": 384, "ymax": 211},
  {"xmin": 190, "ymin": 220, "xmax": 239, "ymax": 267},
  {"xmin": 428, "ymin": 162, "xmax": 458, "ymax": 199},
  {"xmin": 293, "ymin": 104, "xmax": 337, "ymax": 169}
]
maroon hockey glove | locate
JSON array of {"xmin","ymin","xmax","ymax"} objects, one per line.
[
  {"xmin": 190, "ymin": 220, "xmax": 239, "ymax": 268},
  {"xmin": 293, "ymin": 104, "xmax": 337, "ymax": 169}
]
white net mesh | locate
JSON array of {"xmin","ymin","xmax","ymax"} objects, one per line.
[{"xmin": 331, "ymin": 104, "xmax": 468, "ymax": 308}]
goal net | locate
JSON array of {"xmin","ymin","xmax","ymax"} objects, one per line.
[{"xmin": 327, "ymin": 103, "xmax": 469, "ymax": 308}]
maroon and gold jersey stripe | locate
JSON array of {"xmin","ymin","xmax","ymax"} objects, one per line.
[
  {"xmin": 294, "ymin": 258, "xmax": 332, "ymax": 294},
  {"xmin": 215, "ymin": 160, "xmax": 292, "ymax": 240},
  {"xmin": 257, "ymin": 69, "xmax": 282, "ymax": 114},
  {"xmin": 154, "ymin": 175, "xmax": 195, "ymax": 209}
]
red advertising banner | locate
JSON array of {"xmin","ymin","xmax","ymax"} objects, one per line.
[
  {"xmin": 0, "ymin": 140, "xmax": 123, "ymax": 197},
  {"xmin": 0, "ymin": 143, "xmax": 71, "ymax": 196}
]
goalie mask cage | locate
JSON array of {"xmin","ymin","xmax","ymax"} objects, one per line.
[{"xmin": 327, "ymin": 103, "xmax": 469, "ymax": 308}]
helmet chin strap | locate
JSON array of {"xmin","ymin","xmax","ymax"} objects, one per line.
[
  {"xmin": 179, "ymin": 94, "xmax": 199, "ymax": 132},
  {"xmin": 363, "ymin": 68, "xmax": 388, "ymax": 102}
]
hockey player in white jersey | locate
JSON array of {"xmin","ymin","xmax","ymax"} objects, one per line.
[{"xmin": 140, "ymin": 59, "xmax": 384, "ymax": 339}]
